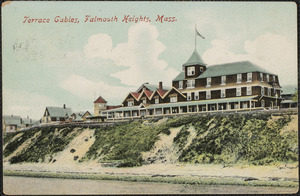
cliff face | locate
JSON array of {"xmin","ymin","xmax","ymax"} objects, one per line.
[{"xmin": 3, "ymin": 114, "xmax": 298, "ymax": 167}]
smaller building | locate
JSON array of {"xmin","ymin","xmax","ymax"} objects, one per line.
[
  {"xmin": 3, "ymin": 115, "xmax": 22, "ymax": 133},
  {"xmin": 3, "ymin": 115, "xmax": 34, "ymax": 133},
  {"xmin": 281, "ymin": 85, "xmax": 298, "ymax": 108},
  {"xmin": 70, "ymin": 111, "xmax": 92, "ymax": 122},
  {"xmin": 42, "ymin": 104, "xmax": 72, "ymax": 124}
]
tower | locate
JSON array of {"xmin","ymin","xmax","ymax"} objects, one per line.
[{"xmin": 93, "ymin": 96, "xmax": 107, "ymax": 116}]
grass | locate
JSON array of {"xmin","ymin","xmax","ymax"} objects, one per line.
[{"xmin": 3, "ymin": 170, "xmax": 298, "ymax": 188}]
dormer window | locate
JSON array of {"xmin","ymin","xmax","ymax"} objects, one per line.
[
  {"xmin": 170, "ymin": 96, "xmax": 177, "ymax": 103},
  {"xmin": 155, "ymin": 98, "xmax": 159, "ymax": 104},
  {"xmin": 266, "ymin": 74, "xmax": 269, "ymax": 82},
  {"xmin": 187, "ymin": 67, "xmax": 195, "ymax": 76},
  {"xmin": 200, "ymin": 67, "xmax": 204, "ymax": 72},
  {"xmin": 187, "ymin": 80, "xmax": 195, "ymax": 88},
  {"xmin": 207, "ymin": 78, "xmax": 211, "ymax": 87},
  {"xmin": 179, "ymin": 81, "xmax": 183, "ymax": 89},
  {"xmin": 142, "ymin": 99, "xmax": 146, "ymax": 104},
  {"xmin": 272, "ymin": 75, "xmax": 276, "ymax": 83},
  {"xmin": 128, "ymin": 100, "xmax": 134, "ymax": 106},
  {"xmin": 237, "ymin": 74, "xmax": 242, "ymax": 83},
  {"xmin": 247, "ymin": 73, "xmax": 252, "ymax": 82},
  {"xmin": 221, "ymin": 76, "xmax": 226, "ymax": 85}
]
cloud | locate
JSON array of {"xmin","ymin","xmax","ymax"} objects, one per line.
[
  {"xmin": 202, "ymin": 33, "xmax": 297, "ymax": 85},
  {"xmin": 60, "ymin": 74, "xmax": 136, "ymax": 103},
  {"xmin": 84, "ymin": 22, "xmax": 179, "ymax": 87},
  {"xmin": 84, "ymin": 33, "xmax": 113, "ymax": 59},
  {"xmin": 3, "ymin": 89, "xmax": 59, "ymax": 120}
]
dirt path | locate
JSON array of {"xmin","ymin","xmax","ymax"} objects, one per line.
[{"xmin": 142, "ymin": 126, "xmax": 182, "ymax": 164}]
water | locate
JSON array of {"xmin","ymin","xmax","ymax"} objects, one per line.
[{"xmin": 3, "ymin": 176, "xmax": 298, "ymax": 195}]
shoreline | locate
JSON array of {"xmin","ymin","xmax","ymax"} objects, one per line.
[{"xmin": 3, "ymin": 170, "xmax": 298, "ymax": 188}]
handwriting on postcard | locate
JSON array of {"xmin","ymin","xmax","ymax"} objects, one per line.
[{"xmin": 22, "ymin": 15, "xmax": 177, "ymax": 24}]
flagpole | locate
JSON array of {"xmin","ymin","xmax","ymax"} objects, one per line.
[{"xmin": 195, "ymin": 24, "xmax": 197, "ymax": 51}]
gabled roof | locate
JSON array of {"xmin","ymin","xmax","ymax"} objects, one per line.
[
  {"xmin": 173, "ymin": 61, "xmax": 276, "ymax": 81},
  {"xmin": 3, "ymin": 115, "xmax": 22, "ymax": 126},
  {"xmin": 157, "ymin": 89, "xmax": 168, "ymax": 97},
  {"xmin": 94, "ymin": 96, "xmax": 107, "ymax": 103},
  {"xmin": 183, "ymin": 50, "xmax": 206, "ymax": 67},
  {"xmin": 131, "ymin": 92, "xmax": 141, "ymax": 99},
  {"xmin": 107, "ymin": 105, "xmax": 122, "ymax": 110},
  {"xmin": 162, "ymin": 87, "xmax": 186, "ymax": 99},
  {"xmin": 138, "ymin": 89, "xmax": 153, "ymax": 100},
  {"xmin": 22, "ymin": 118, "xmax": 33, "ymax": 125},
  {"xmin": 45, "ymin": 107, "xmax": 72, "ymax": 118}
]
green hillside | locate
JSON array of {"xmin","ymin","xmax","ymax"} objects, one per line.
[{"xmin": 3, "ymin": 113, "xmax": 298, "ymax": 167}]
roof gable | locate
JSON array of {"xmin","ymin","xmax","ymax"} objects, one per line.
[
  {"xmin": 163, "ymin": 87, "xmax": 186, "ymax": 99},
  {"xmin": 3, "ymin": 115, "xmax": 22, "ymax": 126},
  {"xmin": 94, "ymin": 96, "xmax": 107, "ymax": 103},
  {"xmin": 46, "ymin": 107, "xmax": 72, "ymax": 118},
  {"xmin": 183, "ymin": 50, "xmax": 206, "ymax": 67}
]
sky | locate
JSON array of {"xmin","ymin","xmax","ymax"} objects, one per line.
[{"xmin": 2, "ymin": 1, "xmax": 297, "ymax": 120}]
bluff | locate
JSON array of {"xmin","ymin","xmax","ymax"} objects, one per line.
[{"xmin": 3, "ymin": 113, "xmax": 298, "ymax": 167}]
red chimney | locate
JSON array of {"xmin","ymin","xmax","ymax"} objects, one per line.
[
  {"xmin": 159, "ymin": 81, "xmax": 163, "ymax": 90},
  {"xmin": 63, "ymin": 104, "xmax": 66, "ymax": 109}
]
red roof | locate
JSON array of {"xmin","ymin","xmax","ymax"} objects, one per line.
[
  {"xmin": 107, "ymin": 105, "xmax": 122, "ymax": 110},
  {"xmin": 157, "ymin": 89, "xmax": 168, "ymax": 97},
  {"xmin": 131, "ymin": 92, "xmax": 140, "ymax": 99},
  {"xmin": 94, "ymin": 96, "xmax": 107, "ymax": 103},
  {"xmin": 144, "ymin": 90, "xmax": 153, "ymax": 98}
]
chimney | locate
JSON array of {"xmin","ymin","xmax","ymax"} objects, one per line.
[
  {"xmin": 63, "ymin": 104, "xmax": 66, "ymax": 109},
  {"xmin": 159, "ymin": 81, "xmax": 163, "ymax": 90}
]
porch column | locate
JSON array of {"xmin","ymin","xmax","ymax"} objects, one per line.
[
  {"xmin": 130, "ymin": 110, "xmax": 132, "ymax": 117},
  {"xmin": 170, "ymin": 107, "xmax": 172, "ymax": 114},
  {"xmin": 154, "ymin": 108, "xmax": 156, "ymax": 115},
  {"xmin": 196, "ymin": 105, "xmax": 199, "ymax": 113},
  {"xmin": 250, "ymin": 100, "xmax": 252, "ymax": 111},
  {"xmin": 238, "ymin": 101, "xmax": 241, "ymax": 109},
  {"xmin": 227, "ymin": 102, "xmax": 230, "ymax": 110},
  {"xmin": 206, "ymin": 104, "xmax": 208, "ymax": 112},
  {"xmin": 217, "ymin": 103, "xmax": 219, "ymax": 111}
]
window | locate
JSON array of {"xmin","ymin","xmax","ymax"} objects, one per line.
[
  {"xmin": 155, "ymin": 98, "xmax": 159, "ymax": 104},
  {"xmin": 237, "ymin": 74, "xmax": 242, "ymax": 83},
  {"xmin": 221, "ymin": 89, "xmax": 226, "ymax": 98},
  {"xmin": 142, "ymin": 99, "xmax": 146, "ymax": 104},
  {"xmin": 261, "ymin": 100, "xmax": 265, "ymax": 107},
  {"xmin": 247, "ymin": 86, "xmax": 252, "ymax": 95},
  {"xmin": 267, "ymin": 88, "xmax": 271, "ymax": 96},
  {"xmin": 170, "ymin": 96, "xmax": 177, "ymax": 103},
  {"xmin": 187, "ymin": 80, "xmax": 195, "ymax": 88},
  {"xmin": 128, "ymin": 100, "xmax": 134, "ymax": 106},
  {"xmin": 260, "ymin": 73, "xmax": 263, "ymax": 82},
  {"xmin": 247, "ymin": 73, "xmax": 252, "ymax": 82},
  {"xmin": 273, "ymin": 75, "xmax": 276, "ymax": 82},
  {"xmin": 187, "ymin": 92, "xmax": 192, "ymax": 101},
  {"xmin": 187, "ymin": 67, "xmax": 195, "ymax": 76},
  {"xmin": 207, "ymin": 78, "xmax": 211, "ymax": 87},
  {"xmin": 266, "ymin": 74, "xmax": 269, "ymax": 82},
  {"xmin": 261, "ymin": 87, "xmax": 264, "ymax": 95},
  {"xmin": 206, "ymin": 90, "xmax": 211, "ymax": 99},
  {"xmin": 200, "ymin": 67, "xmax": 203, "ymax": 72},
  {"xmin": 179, "ymin": 81, "xmax": 183, "ymax": 89},
  {"xmin": 236, "ymin": 87, "xmax": 241, "ymax": 96},
  {"xmin": 194, "ymin": 92, "xmax": 199, "ymax": 100},
  {"xmin": 221, "ymin": 76, "xmax": 226, "ymax": 85}
]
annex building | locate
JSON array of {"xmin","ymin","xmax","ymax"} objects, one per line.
[{"xmin": 100, "ymin": 50, "xmax": 282, "ymax": 120}]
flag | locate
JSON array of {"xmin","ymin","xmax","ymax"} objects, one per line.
[{"xmin": 195, "ymin": 28, "xmax": 205, "ymax": 39}]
